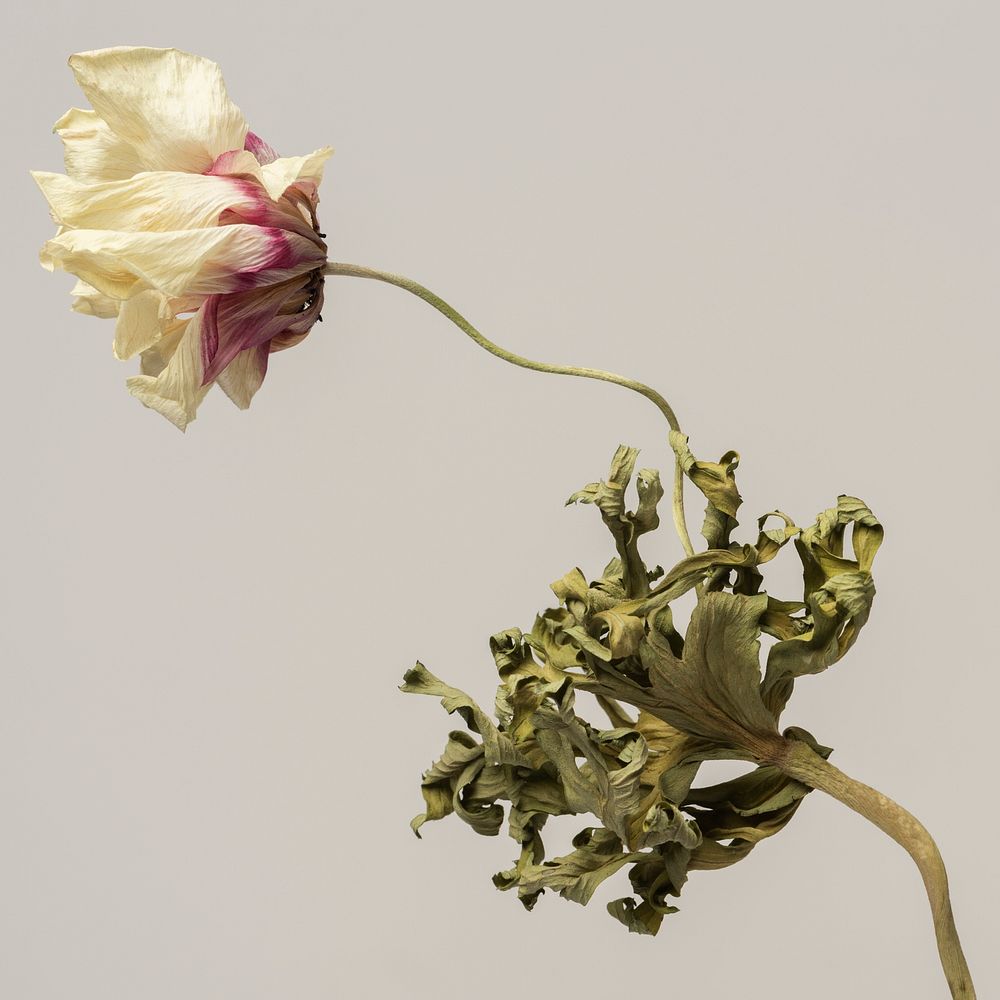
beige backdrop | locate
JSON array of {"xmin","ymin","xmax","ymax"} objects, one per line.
[{"xmin": 3, "ymin": 2, "xmax": 997, "ymax": 997}]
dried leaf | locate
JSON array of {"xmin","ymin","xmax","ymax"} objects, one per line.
[
  {"xmin": 594, "ymin": 607, "xmax": 645, "ymax": 659},
  {"xmin": 635, "ymin": 592, "xmax": 780, "ymax": 756},
  {"xmin": 632, "ymin": 467, "xmax": 664, "ymax": 536},
  {"xmin": 760, "ymin": 497, "xmax": 882, "ymax": 716},
  {"xmin": 514, "ymin": 827, "xmax": 642, "ymax": 906},
  {"xmin": 409, "ymin": 730, "xmax": 504, "ymax": 837},
  {"xmin": 401, "ymin": 662, "xmax": 526, "ymax": 766}
]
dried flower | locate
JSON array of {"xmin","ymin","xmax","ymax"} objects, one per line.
[
  {"xmin": 34, "ymin": 46, "xmax": 978, "ymax": 997},
  {"xmin": 33, "ymin": 47, "xmax": 331, "ymax": 429}
]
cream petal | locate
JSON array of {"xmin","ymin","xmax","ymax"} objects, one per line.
[
  {"xmin": 54, "ymin": 108, "xmax": 143, "ymax": 183},
  {"xmin": 68, "ymin": 47, "xmax": 248, "ymax": 174},
  {"xmin": 40, "ymin": 225, "xmax": 326, "ymax": 300},
  {"xmin": 32, "ymin": 169, "xmax": 259, "ymax": 233},
  {"xmin": 126, "ymin": 306, "xmax": 212, "ymax": 430},
  {"xmin": 138, "ymin": 319, "xmax": 187, "ymax": 377},
  {"xmin": 69, "ymin": 278, "xmax": 119, "ymax": 318},
  {"xmin": 113, "ymin": 287, "xmax": 174, "ymax": 360},
  {"xmin": 259, "ymin": 147, "xmax": 333, "ymax": 201},
  {"xmin": 216, "ymin": 344, "xmax": 269, "ymax": 410}
]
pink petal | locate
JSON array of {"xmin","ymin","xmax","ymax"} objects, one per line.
[
  {"xmin": 244, "ymin": 130, "xmax": 280, "ymax": 165},
  {"xmin": 199, "ymin": 270, "xmax": 324, "ymax": 383}
]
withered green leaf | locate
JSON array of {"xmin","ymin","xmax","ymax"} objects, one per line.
[
  {"xmin": 760, "ymin": 496, "xmax": 883, "ymax": 717},
  {"xmin": 633, "ymin": 591, "xmax": 780, "ymax": 757},
  {"xmin": 593, "ymin": 607, "xmax": 645, "ymax": 659},
  {"xmin": 607, "ymin": 838, "xmax": 694, "ymax": 934},
  {"xmin": 566, "ymin": 444, "xmax": 638, "ymax": 519},
  {"xmin": 532, "ymin": 684, "xmax": 650, "ymax": 846},
  {"xmin": 632, "ymin": 467, "xmax": 664, "ymax": 536},
  {"xmin": 669, "ymin": 430, "xmax": 742, "ymax": 518},
  {"xmin": 409, "ymin": 730, "xmax": 504, "ymax": 837},
  {"xmin": 401, "ymin": 662, "xmax": 526, "ymax": 766},
  {"xmin": 567, "ymin": 445, "xmax": 664, "ymax": 598},
  {"xmin": 513, "ymin": 827, "xmax": 643, "ymax": 907}
]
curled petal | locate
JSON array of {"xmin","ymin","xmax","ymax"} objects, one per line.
[
  {"xmin": 126, "ymin": 305, "xmax": 212, "ymax": 430},
  {"xmin": 113, "ymin": 287, "xmax": 173, "ymax": 360},
  {"xmin": 209, "ymin": 149, "xmax": 326, "ymax": 249},
  {"xmin": 206, "ymin": 149, "xmax": 263, "ymax": 179},
  {"xmin": 40, "ymin": 224, "xmax": 327, "ymax": 300},
  {"xmin": 69, "ymin": 279, "xmax": 119, "ymax": 318},
  {"xmin": 138, "ymin": 319, "xmax": 186, "ymax": 378},
  {"xmin": 208, "ymin": 146, "xmax": 332, "ymax": 201},
  {"xmin": 54, "ymin": 108, "xmax": 143, "ymax": 183},
  {"xmin": 244, "ymin": 131, "xmax": 279, "ymax": 166},
  {"xmin": 68, "ymin": 47, "xmax": 248, "ymax": 173},
  {"xmin": 259, "ymin": 146, "xmax": 333, "ymax": 201}
]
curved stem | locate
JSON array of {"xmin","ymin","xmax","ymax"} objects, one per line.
[
  {"xmin": 324, "ymin": 261, "xmax": 695, "ymax": 557},
  {"xmin": 774, "ymin": 739, "xmax": 976, "ymax": 999}
]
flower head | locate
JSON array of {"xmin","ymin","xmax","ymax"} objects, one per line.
[{"xmin": 34, "ymin": 47, "xmax": 331, "ymax": 429}]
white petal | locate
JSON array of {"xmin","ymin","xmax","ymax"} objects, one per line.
[
  {"xmin": 126, "ymin": 306, "xmax": 212, "ymax": 430},
  {"xmin": 54, "ymin": 108, "xmax": 143, "ymax": 183},
  {"xmin": 69, "ymin": 279, "xmax": 119, "ymax": 318},
  {"xmin": 259, "ymin": 147, "xmax": 333, "ymax": 201},
  {"xmin": 40, "ymin": 225, "xmax": 326, "ymax": 300},
  {"xmin": 68, "ymin": 47, "xmax": 248, "ymax": 173},
  {"xmin": 217, "ymin": 344, "xmax": 269, "ymax": 409},
  {"xmin": 113, "ymin": 287, "xmax": 173, "ymax": 360},
  {"xmin": 32, "ymin": 169, "xmax": 257, "ymax": 233}
]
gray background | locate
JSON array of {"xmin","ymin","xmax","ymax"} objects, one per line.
[{"xmin": 2, "ymin": 1, "xmax": 996, "ymax": 997}]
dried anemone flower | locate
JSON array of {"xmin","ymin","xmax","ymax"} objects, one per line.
[
  {"xmin": 33, "ymin": 46, "xmax": 331, "ymax": 429},
  {"xmin": 33, "ymin": 46, "xmax": 979, "ymax": 1000}
]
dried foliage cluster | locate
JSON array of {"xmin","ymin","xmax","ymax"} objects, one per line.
[{"xmin": 404, "ymin": 436, "xmax": 881, "ymax": 934}]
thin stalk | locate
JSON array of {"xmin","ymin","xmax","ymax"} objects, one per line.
[
  {"xmin": 773, "ymin": 738, "xmax": 975, "ymax": 999},
  {"xmin": 324, "ymin": 261, "xmax": 695, "ymax": 557}
]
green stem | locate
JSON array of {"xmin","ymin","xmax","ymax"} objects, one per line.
[
  {"xmin": 774, "ymin": 739, "xmax": 976, "ymax": 999},
  {"xmin": 324, "ymin": 261, "xmax": 695, "ymax": 557}
]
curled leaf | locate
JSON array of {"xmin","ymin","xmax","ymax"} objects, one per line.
[
  {"xmin": 514, "ymin": 827, "xmax": 641, "ymax": 907},
  {"xmin": 761, "ymin": 497, "xmax": 882, "ymax": 716}
]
